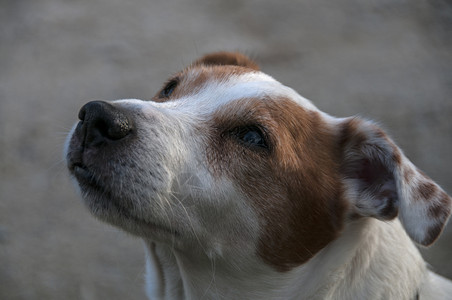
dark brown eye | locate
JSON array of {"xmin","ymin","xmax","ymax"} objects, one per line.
[
  {"xmin": 232, "ymin": 126, "xmax": 268, "ymax": 149},
  {"xmin": 159, "ymin": 79, "xmax": 178, "ymax": 98}
]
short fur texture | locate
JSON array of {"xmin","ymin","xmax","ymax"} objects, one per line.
[{"xmin": 65, "ymin": 52, "xmax": 452, "ymax": 299}]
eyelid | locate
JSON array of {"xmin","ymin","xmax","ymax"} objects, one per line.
[
  {"xmin": 230, "ymin": 125, "xmax": 270, "ymax": 150},
  {"xmin": 159, "ymin": 77, "xmax": 179, "ymax": 98}
]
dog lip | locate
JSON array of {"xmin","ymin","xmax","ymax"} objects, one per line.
[
  {"xmin": 71, "ymin": 163, "xmax": 101, "ymax": 190},
  {"xmin": 73, "ymin": 164, "xmax": 90, "ymax": 180}
]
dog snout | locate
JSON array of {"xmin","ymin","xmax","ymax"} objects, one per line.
[{"xmin": 78, "ymin": 101, "xmax": 134, "ymax": 146}]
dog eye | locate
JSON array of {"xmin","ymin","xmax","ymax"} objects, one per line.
[
  {"xmin": 159, "ymin": 79, "xmax": 178, "ymax": 98},
  {"xmin": 233, "ymin": 126, "xmax": 268, "ymax": 149}
]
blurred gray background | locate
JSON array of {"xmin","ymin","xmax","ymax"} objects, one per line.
[{"xmin": 1, "ymin": 0, "xmax": 451, "ymax": 299}]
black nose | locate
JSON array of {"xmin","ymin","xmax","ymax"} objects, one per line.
[{"xmin": 78, "ymin": 101, "xmax": 133, "ymax": 146}]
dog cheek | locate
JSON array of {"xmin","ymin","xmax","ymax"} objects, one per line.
[
  {"xmin": 246, "ymin": 103, "xmax": 347, "ymax": 271},
  {"xmin": 250, "ymin": 169, "xmax": 346, "ymax": 272},
  {"xmin": 207, "ymin": 145, "xmax": 344, "ymax": 271}
]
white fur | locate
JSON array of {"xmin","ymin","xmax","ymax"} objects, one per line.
[{"xmin": 143, "ymin": 218, "xmax": 432, "ymax": 300}]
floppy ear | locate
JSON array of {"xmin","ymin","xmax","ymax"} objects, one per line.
[
  {"xmin": 340, "ymin": 117, "xmax": 452, "ymax": 246},
  {"xmin": 192, "ymin": 51, "xmax": 260, "ymax": 71}
]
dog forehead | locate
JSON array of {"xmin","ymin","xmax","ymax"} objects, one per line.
[{"xmin": 156, "ymin": 68, "xmax": 318, "ymax": 115}]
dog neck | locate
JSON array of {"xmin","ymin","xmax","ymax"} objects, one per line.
[{"xmin": 143, "ymin": 218, "xmax": 426, "ymax": 300}]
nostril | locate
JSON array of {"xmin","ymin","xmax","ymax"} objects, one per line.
[
  {"xmin": 105, "ymin": 112, "xmax": 132, "ymax": 140},
  {"xmin": 78, "ymin": 100, "xmax": 134, "ymax": 144}
]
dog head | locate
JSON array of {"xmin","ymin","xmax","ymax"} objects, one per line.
[{"xmin": 66, "ymin": 52, "xmax": 451, "ymax": 271}]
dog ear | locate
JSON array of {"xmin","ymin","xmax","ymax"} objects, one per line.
[
  {"xmin": 192, "ymin": 51, "xmax": 260, "ymax": 70},
  {"xmin": 340, "ymin": 117, "xmax": 452, "ymax": 246}
]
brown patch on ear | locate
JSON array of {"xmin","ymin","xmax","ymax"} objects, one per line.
[
  {"xmin": 390, "ymin": 144, "xmax": 403, "ymax": 165},
  {"xmin": 192, "ymin": 51, "xmax": 260, "ymax": 71},
  {"xmin": 207, "ymin": 97, "xmax": 346, "ymax": 271},
  {"xmin": 424, "ymin": 225, "xmax": 444, "ymax": 246},
  {"xmin": 416, "ymin": 181, "xmax": 437, "ymax": 202},
  {"xmin": 403, "ymin": 166, "xmax": 415, "ymax": 182},
  {"xmin": 423, "ymin": 192, "xmax": 451, "ymax": 245},
  {"xmin": 428, "ymin": 192, "xmax": 451, "ymax": 219}
]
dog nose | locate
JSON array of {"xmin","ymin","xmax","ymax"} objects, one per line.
[{"xmin": 78, "ymin": 101, "xmax": 133, "ymax": 145}]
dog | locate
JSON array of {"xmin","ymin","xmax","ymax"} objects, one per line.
[{"xmin": 65, "ymin": 52, "xmax": 452, "ymax": 299}]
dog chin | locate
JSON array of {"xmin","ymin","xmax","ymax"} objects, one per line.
[{"xmin": 71, "ymin": 167, "xmax": 178, "ymax": 241}]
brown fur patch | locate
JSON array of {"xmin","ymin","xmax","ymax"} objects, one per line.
[
  {"xmin": 424, "ymin": 193, "xmax": 452, "ymax": 245},
  {"xmin": 428, "ymin": 192, "xmax": 452, "ymax": 219},
  {"xmin": 424, "ymin": 224, "xmax": 445, "ymax": 246},
  {"xmin": 390, "ymin": 145, "xmax": 402, "ymax": 165},
  {"xmin": 403, "ymin": 166, "xmax": 415, "ymax": 183},
  {"xmin": 416, "ymin": 181, "xmax": 437, "ymax": 202},
  {"xmin": 192, "ymin": 51, "xmax": 260, "ymax": 70},
  {"xmin": 206, "ymin": 97, "xmax": 346, "ymax": 271}
]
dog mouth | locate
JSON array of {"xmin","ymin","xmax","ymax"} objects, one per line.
[
  {"xmin": 70, "ymin": 163, "xmax": 101, "ymax": 189},
  {"xmin": 69, "ymin": 161, "xmax": 110, "ymax": 197},
  {"xmin": 68, "ymin": 161, "xmax": 128, "ymax": 210},
  {"xmin": 68, "ymin": 161, "xmax": 179, "ymax": 237}
]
